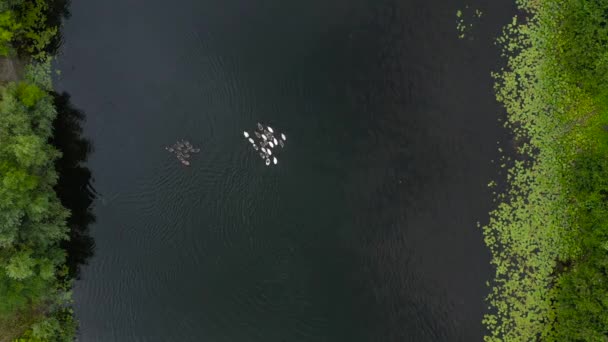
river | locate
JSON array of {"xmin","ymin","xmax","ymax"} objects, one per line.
[{"xmin": 55, "ymin": 0, "xmax": 515, "ymax": 341}]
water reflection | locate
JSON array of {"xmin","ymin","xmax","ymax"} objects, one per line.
[
  {"xmin": 47, "ymin": 0, "xmax": 72, "ymax": 55},
  {"xmin": 51, "ymin": 92, "xmax": 96, "ymax": 279}
]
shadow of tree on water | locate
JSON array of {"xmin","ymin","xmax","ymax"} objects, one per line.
[
  {"xmin": 43, "ymin": 0, "xmax": 72, "ymax": 57},
  {"xmin": 50, "ymin": 92, "xmax": 96, "ymax": 280}
]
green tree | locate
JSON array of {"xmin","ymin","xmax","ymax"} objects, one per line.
[
  {"xmin": 5, "ymin": 249, "xmax": 36, "ymax": 280},
  {"xmin": 0, "ymin": 72, "xmax": 72, "ymax": 340},
  {"xmin": 16, "ymin": 0, "xmax": 57, "ymax": 59},
  {"xmin": 0, "ymin": 10, "xmax": 20, "ymax": 56}
]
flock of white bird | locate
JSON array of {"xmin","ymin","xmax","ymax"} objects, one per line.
[{"xmin": 243, "ymin": 123, "xmax": 287, "ymax": 166}]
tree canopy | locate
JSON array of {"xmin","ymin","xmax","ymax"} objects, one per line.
[{"xmin": 0, "ymin": 63, "xmax": 75, "ymax": 341}]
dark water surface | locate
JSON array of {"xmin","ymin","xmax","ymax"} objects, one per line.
[{"xmin": 56, "ymin": 0, "xmax": 515, "ymax": 341}]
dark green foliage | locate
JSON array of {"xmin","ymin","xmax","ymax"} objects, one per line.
[
  {"xmin": 0, "ymin": 0, "xmax": 58, "ymax": 59},
  {"xmin": 551, "ymin": 144, "xmax": 608, "ymax": 340},
  {"xmin": 16, "ymin": 0, "xmax": 57, "ymax": 59},
  {"xmin": 0, "ymin": 10, "xmax": 20, "ymax": 56},
  {"xmin": 549, "ymin": 0, "xmax": 608, "ymax": 96}
]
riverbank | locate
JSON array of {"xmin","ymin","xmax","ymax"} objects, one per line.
[
  {"xmin": 484, "ymin": 0, "xmax": 608, "ymax": 340},
  {"xmin": 0, "ymin": 1, "xmax": 77, "ymax": 341}
]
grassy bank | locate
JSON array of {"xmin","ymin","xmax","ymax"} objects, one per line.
[
  {"xmin": 484, "ymin": 0, "xmax": 608, "ymax": 340},
  {"xmin": 0, "ymin": 0, "xmax": 76, "ymax": 341}
]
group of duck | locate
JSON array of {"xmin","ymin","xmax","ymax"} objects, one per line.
[
  {"xmin": 166, "ymin": 123, "xmax": 286, "ymax": 167},
  {"xmin": 165, "ymin": 139, "xmax": 200, "ymax": 166},
  {"xmin": 243, "ymin": 123, "xmax": 287, "ymax": 166}
]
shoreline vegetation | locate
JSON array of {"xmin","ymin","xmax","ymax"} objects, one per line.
[
  {"xmin": 0, "ymin": 0, "xmax": 77, "ymax": 341},
  {"xmin": 484, "ymin": 0, "xmax": 608, "ymax": 341}
]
